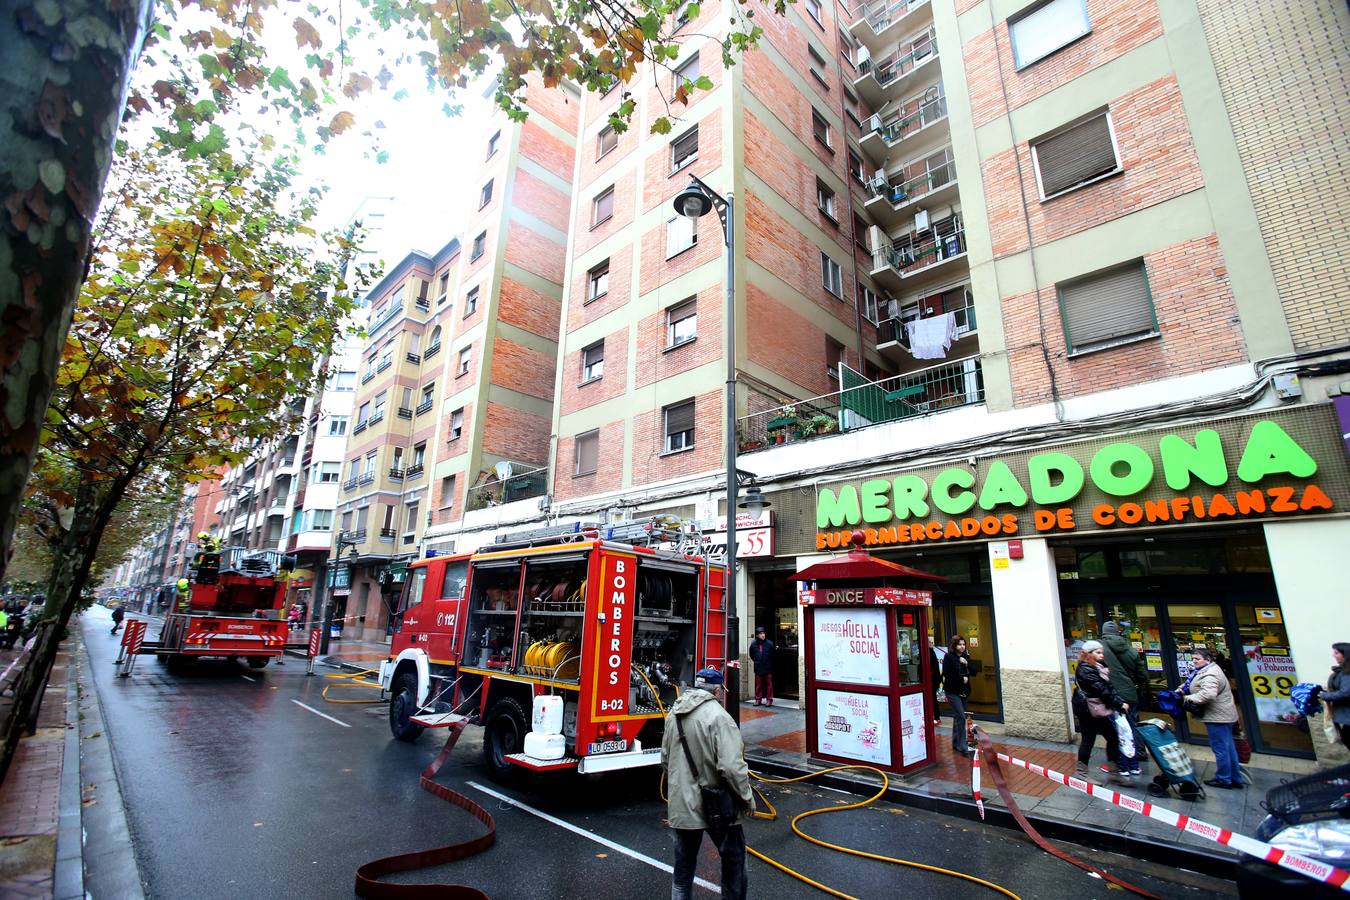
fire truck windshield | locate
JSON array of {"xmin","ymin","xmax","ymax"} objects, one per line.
[{"xmin": 399, "ymin": 569, "xmax": 426, "ymax": 614}]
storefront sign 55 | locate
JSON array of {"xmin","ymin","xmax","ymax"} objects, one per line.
[{"xmin": 816, "ymin": 418, "xmax": 1335, "ymax": 549}]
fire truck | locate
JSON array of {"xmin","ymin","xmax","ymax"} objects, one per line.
[
  {"xmin": 377, "ymin": 519, "xmax": 729, "ymax": 781},
  {"xmin": 142, "ymin": 547, "xmax": 294, "ymax": 671}
]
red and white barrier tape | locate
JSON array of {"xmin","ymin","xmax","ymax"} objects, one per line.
[
  {"xmin": 971, "ymin": 748, "xmax": 985, "ymax": 819},
  {"xmin": 980, "ymin": 748, "xmax": 1350, "ymax": 892}
]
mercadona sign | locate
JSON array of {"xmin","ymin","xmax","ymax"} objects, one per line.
[{"xmin": 814, "ymin": 409, "xmax": 1347, "ymax": 551}]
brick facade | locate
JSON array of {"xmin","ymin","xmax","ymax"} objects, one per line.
[
  {"xmin": 559, "ymin": 326, "xmax": 630, "ymax": 414},
  {"xmin": 631, "ymin": 389, "xmax": 725, "ymax": 485},
  {"xmin": 481, "ymin": 403, "xmax": 551, "ymax": 467},
  {"xmin": 554, "ymin": 420, "xmax": 626, "ymax": 501}
]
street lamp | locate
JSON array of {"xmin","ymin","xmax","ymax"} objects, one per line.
[
  {"xmin": 673, "ymin": 174, "xmax": 742, "ymax": 718},
  {"xmin": 318, "ymin": 534, "xmax": 361, "ymax": 654}
]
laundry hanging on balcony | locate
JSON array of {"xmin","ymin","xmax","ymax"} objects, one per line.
[{"xmin": 906, "ymin": 311, "xmax": 958, "ymax": 360}]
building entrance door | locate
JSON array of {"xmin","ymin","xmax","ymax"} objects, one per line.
[{"xmin": 753, "ymin": 570, "xmax": 801, "ymax": 700}]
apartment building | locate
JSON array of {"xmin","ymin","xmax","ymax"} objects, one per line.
[{"xmin": 332, "ymin": 74, "xmax": 581, "ymax": 642}]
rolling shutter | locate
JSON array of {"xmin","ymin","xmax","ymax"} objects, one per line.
[
  {"xmin": 576, "ymin": 431, "xmax": 599, "ymax": 474},
  {"xmin": 1034, "ymin": 113, "xmax": 1117, "ymax": 197},
  {"xmin": 1059, "ymin": 262, "xmax": 1155, "ymax": 352}
]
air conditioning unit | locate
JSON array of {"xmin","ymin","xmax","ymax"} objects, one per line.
[
  {"xmin": 866, "ymin": 114, "xmax": 883, "ymax": 134},
  {"xmin": 914, "ymin": 209, "xmax": 930, "ymax": 231},
  {"xmin": 866, "ymin": 171, "xmax": 890, "ymax": 193}
]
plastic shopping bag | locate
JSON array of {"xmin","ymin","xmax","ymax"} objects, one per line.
[{"xmin": 1112, "ymin": 712, "xmax": 1135, "ymax": 759}]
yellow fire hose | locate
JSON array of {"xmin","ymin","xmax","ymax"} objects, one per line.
[{"xmin": 322, "ymin": 668, "xmax": 385, "ymax": 704}]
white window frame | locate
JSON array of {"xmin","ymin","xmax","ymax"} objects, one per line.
[
  {"xmin": 449, "ymin": 408, "xmax": 464, "ymax": 441},
  {"xmin": 1030, "ymin": 109, "xmax": 1122, "ymax": 201},
  {"xmin": 666, "ymin": 214, "xmax": 698, "ymax": 258},
  {"xmin": 670, "ymin": 126, "xmax": 699, "ymax": 173},
  {"xmin": 667, "ymin": 299, "xmax": 697, "ymax": 348},
  {"xmin": 811, "ymin": 109, "xmax": 832, "ymax": 149},
  {"xmin": 597, "ymin": 125, "xmax": 618, "ymax": 159},
  {"xmin": 328, "ymin": 415, "xmax": 349, "ymax": 436},
  {"xmin": 333, "ymin": 370, "xmax": 356, "ymax": 391},
  {"xmin": 663, "ymin": 401, "xmax": 696, "ymax": 453},
  {"xmin": 464, "ymin": 285, "xmax": 479, "ymax": 317},
  {"xmin": 816, "ymin": 179, "xmax": 837, "ymax": 220},
  {"xmin": 1008, "ymin": 0, "xmax": 1092, "ymax": 70},
  {"xmin": 859, "ymin": 285, "xmax": 880, "ymax": 324},
  {"xmin": 457, "ymin": 347, "xmax": 471, "ymax": 377},
  {"xmin": 587, "ymin": 259, "xmax": 610, "ymax": 302},
  {"xmin": 674, "ymin": 53, "xmax": 700, "ymax": 89},
  {"xmin": 479, "ymin": 178, "xmax": 493, "ymax": 209},
  {"xmin": 311, "ymin": 509, "xmax": 334, "ymax": 531},
  {"xmin": 487, "ymin": 130, "xmax": 501, "ymax": 158},
  {"xmin": 804, "ymin": 0, "xmax": 822, "ymax": 24},
  {"xmin": 581, "ymin": 342, "xmax": 604, "ymax": 382},
  {"xmin": 471, "ymin": 231, "xmax": 486, "ymax": 260},
  {"xmin": 592, "ymin": 186, "xmax": 615, "ymax": 227},
  {"xmin": 821, "ymin": 252, "xmax": 843, "ymax": 297}
]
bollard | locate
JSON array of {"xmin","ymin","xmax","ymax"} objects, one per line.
[{"xmin": 306, "ymin": 627, "xmax": 321, "ymax": 676}]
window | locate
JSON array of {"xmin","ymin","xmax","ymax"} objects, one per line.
[
  {"xmin": 391, "ymin": 446, "xmax": 405, "ymax": 470},
  {"xmin": 674, "ymin": 0, "xmax": 695, "ymax": 26},
  {"xmin": 826, "ymin": 338, "xmax": 844, "ymax": 381},
  {"xmin": 357, "ymin": 401, "xmax": 370, "ymax": 425},
  {"xmin": 437, "ymin": 273, "xmax": 449, "ymax": 304},
  {"xmin": 412, "ymin": 442, "xmax": 426, "ymax": 467},
  {"xmin": 808, "ymin": 45, "xmax": 828, "ymax": 88},
  {"xmin": 666, "ymin": 214, "xmax": 697, "ymax": 258},
  {"xmin": 1009, "ymin": 0, "xmax": 1091, "ymax": 69},
  {"xmin": 310, "ymin": 509, "xmax": 334, "ymax": 531},
  {"xmin": 363, "ymin": 452, "xmax": 377, "ymax": 475},
  {"xmin": 404, "ymin": 501, "xmax": 419, "ymax": 537},
  {"xmin": 853, "ymin": 213, "xmax": 870, "ymax": 251},
  {"xmin": 597, "ymin": 124, "xmax": 618, "ymax": 159},
  {"xmin": 449, "ymin": 408, "xmax": 464, "ymax": 440},
  {"xmin": 575, "ymin": 430, "xmax": 599, "ymax": 475},
  {"xmin": 381, "ymin": 504, "xmax": 396, "ymax": 532},
  {"xmin": 457, "ymin": 347, "xmax": 471, "ymax": 376},
  {"xmin": 487, "ymin": 130, "xmax": 501, "ymax": 158},
  {"xmin": 439, "ymin": 474, "xmax": 456, "ymax": 509},
  {"xmin": 667, "ymin": 299, "xmax": 697, "ymax": 347},
  {"xmin": 821, "ymin": 252, "xmax": 843, "ymax": 297},
  {"xmin": 600, "ymin": 74, "xmax": 619, "ymax": 96},
  {"xmin": 804, "ymin": 0, "xmax": 822, "ymax": 24},
  {"xmin": 816, "ymin": 179, "xmax": 837, "ymax": 220},
  {"xmin": 859, "ymin": 285, "xmax": 880, "ymax": 323},
  {"xmin": 1031, "ymin": 110, "xmax": 1120, "ymax": 199},
  {"xmin": 471, "ymin": 231, "xmax": 486, "ymax": 260},
  {"xmin": 316, "ymin": 461, "xmax": 341, "ymax": 483},
  {"xmin": 663, "ymin": 400, "xmax": 695, "ymax": 453},
  {"xmin": 340, "ymin": 509, "xmax": 353, "ymax": 532},
  {"xmin": 334, "ymin": 370, "xmax": 356, "ymax": 391},
  {"xmin": 464, "ymin": 286, "xmax": 479, "ymax": 317},
  {"xmin": 592, "ymin": 186, "xmax": 615, "ymax": 227},
  {"xmin": 1058, "ymin": 260, "xmax": 1157, "ymax": 354},
  {"xmin": 328, "ymin": 415, "xmax": 349, "ymax": 436},
  {"xmin": 671, "ymin": 126, "xmax": 698, "ymax": 172},
  {"xmin": 587, "ymin": 259, "xmax": 610, "ymax": 302},
  {"xmin": 400, "ymin": 386, "xmax": 413, "ymax": 412},
  {"xmin": 674, "ymin": 54, "xmax": 700, "ymax": 90},
  {"xmin": 479, "ymin": 179, "xmax": 494, "ymax": 209},
  {"xmin": 847, "ymin": 151, "xmax": 864, "ymax": 185},
  {"xmin": 811, "ymin": 109, "xmax": 832, "ymax": 149},
  {"xmin": 420, "ymin": 383, "xmax": 434, "ymax": 407},
  {"xmin": 428, "ymin": 324, "xmax": 442, "ymax": 348},
  {"xmin": 581, "ymin": 342, "xmax": 604, "ymax": 382},
  {"xmin": 349, "ymin": 457, "xmax": 360, "ymax": 479}
]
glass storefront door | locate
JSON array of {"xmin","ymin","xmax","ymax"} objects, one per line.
[
  {"xmin": 1165, "ymin": 602, "xmax": 1228, "ymax": 743},
  {"xmin": 1232, "ymin": 603, "xmax": 1308, "ymax": 754}
]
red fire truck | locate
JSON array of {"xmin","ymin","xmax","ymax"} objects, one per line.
[
  {"xmin": 377, "ymin": 519, "xmax": 729, "ymax": 781},
  {"xmin": 143, "ymin": 547, "xmax": 294, "ymax": 671}
]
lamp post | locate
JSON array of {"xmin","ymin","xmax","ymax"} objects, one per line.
[
  {"xmin": 319, "ymin": 535, "xmax": 360, "ymax": 655},
  {"xmin": 673, "ymin": 175, "xmax": 742, "ymax": 718}
]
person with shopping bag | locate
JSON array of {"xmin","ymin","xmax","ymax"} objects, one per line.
[
  {"xmin": 1072, "ymin": 640, "xmax": 1135, "ymax": 785},
  {"xmin": 1180, "ymin": 647, "xmax": 1243, "ymax": 789}
]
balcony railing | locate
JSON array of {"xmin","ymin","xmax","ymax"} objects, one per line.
[
  {"xmin": 405, "ymin": 463, "xmax": 424, "ymax": 479},
  {"xmin": 867, "ymin": 94, "xmax": 947, "ymax": 145},
  {"xmin": 377, "ymin": 358, "xmax": 391, "ymax": 373},
  {"xmin": 858, "ymin": 28, "xmax": 935, "ymax": 88},
  {"xmin": 857, "ymin": 0, "xmax": 928, "ymax": 34},
  {"xmin": 359, "ymin": 471, "xmax": 376, "ymax": 486},
  {"xmin": 361, "ymin": 371, "xmax": 374, "ymax": 384},
  {"xmin": 379, "ymin": 527, "xmax": 396, "ymax": 541},
  {"xmin": 353, "ymin": 420, "xmax": 368, "ymax": 435},
  {"xmin": 407, "ymin": 351, "xmax": 421, "ymax": 364},
  {"xmin": 339, "ymin": 529, "xmax": 367, "ymax": 544},
  {"xmin": 737, "ymin": 358, "xmax": 984, "ymax": 452},
  {"xmin": 423, "ymin": 342, "xmax": 441, "ymax": 360},
  {"xmin": 878, "ymin": 303, "xmax": 977, "ymax": 347},
  {"xmin": 464, "ymin": 464, "xmax": 549, "ymax": 512},
  {"xmin": 415, "ymin": 399, "xmax": 434, "ymax": 416},
  {"xmin": 372, "ymin": 300, "xmax": 403, "ymax": 329},
  {"xmin": 873, "ymin": 224, "xmax": 966, "ymax": 276},
  {"xmin": 397, "ymin": 406, "xmax": 414, "ymax": 419},
  {"xmin": 414, "ymin": 297, "xmax": 430, "ymax": 311},
  {"xmin": 368, "ymin": 410, "xmax": 385, "ymax": 426},
  {"xmin": 388, "ymin": 467, "xmax": 404, "ymax": 481},
  {"xmin": 342, "ymin": 477, "xmax": 358, "ymax": 492},
  {"xmin": 868, "ymin": 157, "xmax": 954, "ymax": 207}
]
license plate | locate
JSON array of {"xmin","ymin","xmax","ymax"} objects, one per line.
[{"xmin": 587, "ymin": 739, "xmax": 628, "ymax": 754}]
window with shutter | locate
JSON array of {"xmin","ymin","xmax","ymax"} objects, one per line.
[
  {"xmin": 664, "ymin": 400, "xmax": 695, "ymax": 452},
  {"xmin": 1058, "ymin": 261, "xmax": 1157, "ymax": 354},
  {"xmin": 1033, "ymin": 111, "xmax": 1119, "ymax": 198},
  {"xmin": 1009, "ymin": 0, "xmax": 1091, "ymax": 69},
  {"xmin": 575, "ymin": 431, "xmax": 599, "ymax": 475},
  {"xmin": 671, "ymin": 126, "xmax": 699, "ymax": 172},
  {"xmin": 666, "ymin": 215, "xmax": 697, "ymax": 258}
]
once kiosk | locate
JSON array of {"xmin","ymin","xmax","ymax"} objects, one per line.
[{"xmin": 794, "ymin": 531, "xmax": 947, "ymax": 775}]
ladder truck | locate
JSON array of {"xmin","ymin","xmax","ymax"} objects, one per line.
[{"xmin": 378, "ymin": 518, "xmax": 730, "ymax": 782}]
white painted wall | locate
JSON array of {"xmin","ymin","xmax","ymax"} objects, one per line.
[
  {"xmin": 987, "ymin": 537, "xmax": 1067, "ymax": 673},
  {"xmin": 1263, "ymin": 518, "xmax": 1350, "ymax": 691}
]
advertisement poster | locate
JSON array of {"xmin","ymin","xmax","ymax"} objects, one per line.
[
  {"xmin": 817, "ymin": 689, "xmax": 892, "ymax": 765},
  {"xmin": 899, "ymin": 693, "xmax": 928, "ymax": 765},
  {"xmin": 814, "ymin": 608, "xmax": 888, "ymax": 686},
  {"xmin": 1244, "ymin": 644, "xmax": 1299, "ymax": 722}
]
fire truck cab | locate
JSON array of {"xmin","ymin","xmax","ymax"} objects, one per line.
[{"xmin": 378, "ymin": 519, "xmax": 728, "ymax": 781}]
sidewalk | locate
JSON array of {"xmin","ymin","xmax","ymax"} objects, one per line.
[{"xmin": 285, "ymin": 635, "xmax": 391, "ymax": 671}]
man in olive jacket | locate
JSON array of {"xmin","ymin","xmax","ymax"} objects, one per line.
[
  {"xmin": 1100, "ymin": 621, "xmax": 1147, "ymax": 776},
  {"xmin": 661, "ymin": 667, "xmax": 753, "ymax": 900}
]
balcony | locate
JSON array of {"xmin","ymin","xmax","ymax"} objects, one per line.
[
  {"xmin": 353, "ymin": 420, "xmax": 368, "ymax": 435},
  {"xmin": 406, "ymin": 351, "xmax": 421, "ymax": 364},
  {"xmin": 359, "ymin": 471, "xmax": 376, "ymax": 486},
  {"xmin": 858, "ymin": 93, "xmax": 948, "ymax": 167},
  {"xmin": 853, "ymin": 28, "xmax": 937, "ymax": 108},
  {"xmin": 849, "ymin": 0, "xmax": 931, "ymax": 53},
  {"xmin": 423, "ymin": 342, "xmax": 441, "ymax": 360},
  {"xmin": 415, "ymin": 399, "xmax": 434, "ymax": 416},
  {"xmin": 863, "ymin": 153, "xmax": 958, "ymax": 229},
  {"xmin": 372, "ymin": 299, "xmax": 403, "ymax": 330},
  {"xmin": 877, "ymin": 302, "xmax": 978, "ymax": 369},
  {"xmin": 388, "ymin": 467, "xmax": 405, "ymax": 481},
  {"xmin": 405, "ymin": 463, "xmax": 424, "ymax": 479},
  {"xmin": 737, "ymin": 358, "xmax": 984, "ymax": 452},
  {"xmin": 368, "ymin": 410, "xmax": 385, "ymax": 426},
  {"xmin": 377, "ymin": 358, "xmax": 392, "ymax": 373},
  {"xmin": 464, "ymin": 464, "xmax": 548, "ymax": 512},
  {"xmin": 361, "ymin": 371, "xmax": 374, "ymax": 385},
  {"xmin": 414, "ymin": 296, "xmax": 430, "ymax": 311},
  {"xmin": 339, "ymin": 529, "xmax": 367, "ymax": 544},
  {"xmin": 397, "ymin": 406, "xmax": 413, "ymax": 420},
  {"xmin": 342, "ymin": 476, "xmax": 358, "ymax": 492},
  {"xmin": 379, "ymin": 527, "xmax": 396, "ymax": 541},
  {"xmin": 870, "ymin": 221, "xmax": 966, "ymax": 291}
]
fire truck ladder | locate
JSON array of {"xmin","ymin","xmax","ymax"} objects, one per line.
[
  {"xmin": 700, "ymin": 561, "xmax": 728, "ymax": 673},
  {"xmin": 490, "ymin": 521, "xmax": 602, "ymax": 550}
]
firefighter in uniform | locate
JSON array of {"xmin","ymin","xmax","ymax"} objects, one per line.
[{"xmin": 175, "ymin": 578, "xmax": 191, "ymax": 613}]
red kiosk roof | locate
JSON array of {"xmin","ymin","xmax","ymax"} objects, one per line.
[{"xmin": 791, "ymin": 542, "xmax": 947, "ymax": 584}]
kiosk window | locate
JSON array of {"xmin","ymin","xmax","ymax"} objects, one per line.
[{"xmin": 895, "ymin": 611, "xmax": 921, "ymax": 686}]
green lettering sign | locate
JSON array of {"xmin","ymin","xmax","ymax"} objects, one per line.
[
  {"xmin": 1237, "ymin": 420, "xmax": 1317, "ymax": 482},
  {"xmin": 817, "ymin": 484, "xmax": 861, "ymax": 529},
  {"xmin": 1028, "ymin": 452, "xmax": 1085, "ymax": 505},
  {"xmin": 892, "ymin": 475, "xmax": 929, "ymax": 519},
  {"xmin": 977, "ymin": 461, "xmax": 1028, "ymax": 511},
  {"xmin": 1090, "ymin": 442, "xmax": 1155, "ymax": 497},
  {"xmin": 860, "ymin": 479, "xmax": 893, "ymax": 523},
  {"xmin": 1159, "ymin": 430, "xmax": 1228, "ymax": 490},
  {"xmin": 932, "ymin": 467, "xmax": 976, "ymax": 515}
]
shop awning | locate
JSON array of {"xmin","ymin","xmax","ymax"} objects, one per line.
[{"xmin": 792, "ymin": 547, "xmax": 946, "ymax": 584}]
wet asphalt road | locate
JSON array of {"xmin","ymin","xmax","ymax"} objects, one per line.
[{"xmin": 83, "ymin": 606, "xmax": 1234, "ymax": 899}]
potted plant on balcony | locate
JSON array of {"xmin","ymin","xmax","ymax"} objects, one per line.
[
  {"xmin": 765, "ymin": 405, "xmax": 798, "ymax": 444},
  {"xmin": 796, "ymin": 413, "xmax": 837, "ymax": 439}
]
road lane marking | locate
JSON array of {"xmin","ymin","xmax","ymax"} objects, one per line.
[
  {"xmin": 467, "ymin": 781, "xmax": 719, "ymax": 894},
  {"xmin": 240, "ymin": 675, "xmax": 257, "ymax": 683},
  {"xmin": 291, "ymin": 699, "xmax": 350, "ymax": 728}
]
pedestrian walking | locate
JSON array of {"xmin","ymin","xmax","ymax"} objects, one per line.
[
  {"xmin": 1320, "ymin": 642, "xmax": 1350, "ymax": 750},
  {"xmin": 1098, "ymin": 621, "xmax": 1146, "ymax": 778},
  {"xmin": 1181, "ymin": 647, "xmax": 1242, "ymax": 789},
  {"xmin": 0, "ymin": 606, "xmax": 10, "ymax": 649},
  {"xmin": 749, "ymin": 626, "xmax": 774, "ymax": 706},
  {"xmin": 929, "ymin": 635, "xmax": 943, "ymax": 726},
  {"xmin": 942, "ymin": 635, "xmax": 973, "ymax": 755},
  {"xmin": 110, "ymin": 605, "xmax": 125, "ymax": 635},
  {"xmin": 1072, "ymin": 640, "xmax": 1131, "ymax": 783},
  {"xmin": 661, "ymin": 667, "xmax": 753, "ymax": 900}
]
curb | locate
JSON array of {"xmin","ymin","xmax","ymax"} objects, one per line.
[
  {"xmin": 282, "ymin": 647, "xmax": 371, "ymax": 674},
  {"xmin": 744, "ymin": 752, "xmax": 1238, "ymax": 881},
  {"xmin": 54, "ymin": 653, "xmax": 82, "ymax": 900}
]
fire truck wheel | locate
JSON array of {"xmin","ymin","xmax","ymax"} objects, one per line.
[
  {"xmin": 246, "ymin": 657, "xmax": 269, "ymax": 670},
  {"xmin": 483, "ymin": 697, "xmax": 528, "ymax": 782},
  {"xmin": 389, "ymin": 673, "xmax": 425, "ymax": 743}
]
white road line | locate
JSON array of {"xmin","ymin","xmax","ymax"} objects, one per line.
[
  {"xmin": 467, "ymin": 781, "xmax": 719, "ymax": 894},
  {"xmin": 290, "ymin": 699, "xmax": 350, "ymax": 728},
  {"xmin": 240, "ymin": 675, "xmax": 257, "ymax": 683}
]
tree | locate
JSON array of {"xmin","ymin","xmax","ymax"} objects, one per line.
[
  {"xmin": 0, "ymin": 141, "xmax": 360, "ymax": 781},
  {"xmin": 0, "ymin": 0, "xmax": 781, "ymax": 580}
]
